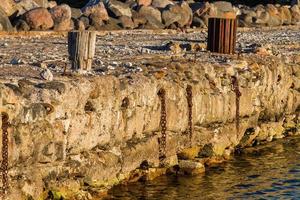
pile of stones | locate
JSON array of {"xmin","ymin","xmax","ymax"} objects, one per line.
[{"xmin": 0, "ymin": 0, "xmax": 300, "ymax": 31}]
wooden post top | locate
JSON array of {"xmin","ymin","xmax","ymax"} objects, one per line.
[{"xmin": 209, "ymin": 12, "xmax": 237, "ymax": 20}]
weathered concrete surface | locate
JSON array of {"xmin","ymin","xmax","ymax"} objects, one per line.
[{"xmin": 0, "ymin": 28, "xmax": 299, "ymax": 199}]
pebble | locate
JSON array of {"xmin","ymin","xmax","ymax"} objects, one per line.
[
  {"xmin": 111, "ymin": 61, "xmax": 118, "ymax": 66},
  {"xmin": 39, "ymin": 62, "xmax": 48, "ymax": 69},
  {"xmin": 107, "ymin": 65, "xmax": 115, "ymax": 70},
  {"xmin": 40, "ymin": 68, "xmax": 54, "ymax": 81},
  {"xmin": 10, "ymin": 58, "xmax": 23, "ymax": 65},
  {"xmin": 95, "ymin": 59, "xmax": 104, "ymax": 66}
]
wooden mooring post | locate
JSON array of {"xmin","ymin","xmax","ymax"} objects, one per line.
[
  {"xmin": 68, "ymin": 31, "xmax": 96, "ymax": 71},
  {"xmin": 207, "ymin": 17, "xmax": 237, "ymax": 54}
]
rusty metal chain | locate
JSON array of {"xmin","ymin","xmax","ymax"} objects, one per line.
[
  {"xmin": 186, "ymin": 85, "xmax": 193, "ymax": 147},
  {"xmin": 157, "ymin": 89, "xmax": 167, "ymax": 167},
  {"xmin": 231, "ymin": 76, "xmax": 241, "ymax": 134},
  {"xmin": 1, "ymin": 113, "xmax": 9, "ymax": 197}
]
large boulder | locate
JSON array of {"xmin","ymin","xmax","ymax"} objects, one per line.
[
  {"xmin": 82, "ymin": 1, "xmax": 109, "ymax": 22},
  {"xmin": 291, "ymin": 5, "xmax": 300, "ymax": 24},
  {"xmin": 108, "ymin": 0, "xmax": 132, "ymax": 18},
  {"xmin": 0, "ymin": 8, "xmax": 13, "ymax": 31},
  {"xmin": 210, "ymin": 1, "xmax": 236, "ymax": 19},
  {"xmin": 213, "ymin": 1, "xmax": 233, "ymax": 13},
  {"xmin": 136, "ymin": 6, "xmax": 164, "ymax": 29},
  {"xmin": 239, "ymin": 10, "xmax": 256, "ymax": 27},
  {"xmin": 119, "ymin": 15, "xmax": 134, "ymax": 29},
  {"xmin": 16, "ymin": 0, "xmax": 40, "ymax": 16},
  {"xmin": 132, "ymin": 10, "xmax": 147, "ymax": 27},
  {"xmin": 266, "ymin": 4, "xmax": 282, "ymax": 26},
  {"xmin": 23, "ymin": 7, "xmax": 54, "ymax": 30},
  {"xmin": 1, "ymin": 0, "xmax": 42, "ymax": 18},
  {"xmin": 71, "ymin": 8, "xmax": 82, "ymax": 19},
  {"xmin": 138, "ymin": 6, "xmax": 162, "ymax": 23},
  {"xmin": 162, "ymin": 2, "xmax": 192, "ymax": 28},
  {"xmin": 50, "ymin": 4, "xmax": 72, "ymax": 31},
  {"xmin": 0, "ymin": 0, "xmax": 18, "ymax": 16},
  {"xmin": 278, "ymin": 6, "xmax": 292, "ymax": 25},
  {"xmin": 178, "ymin": 2, "xmax": 192, "ymax": 27},
  {"xmin": 162, "ymin": 5, "xmax": 182, "ymax": 27},
  {"xmin": 151, "ymin": 0, "xmax": 173, "ymax": 9},
  {"xmin": 254, "ymin": 11, "xmax": 270, "ymax": 25}
]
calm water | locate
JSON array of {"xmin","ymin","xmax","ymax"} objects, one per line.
[{"xmin": 108, "ymin": 136, "xmax": 300, "ymax": 200}]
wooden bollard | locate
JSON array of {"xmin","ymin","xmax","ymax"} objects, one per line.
[
  {"xmin": 207, "ymin": 17, "xmax": 237, "ymax": 54},
  {"xmin": 68, "ymin": 31, "xmax": 96, "ymax": 71}
]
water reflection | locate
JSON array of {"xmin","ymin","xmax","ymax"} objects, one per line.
[{"xmin": 108, "ymin": 136, "xmax": 300, "ymax": 199}]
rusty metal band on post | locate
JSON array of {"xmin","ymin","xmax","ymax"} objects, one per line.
[
  {"xmin": 186, "ymin": 85, "xmax": 193, "ymax": 147},
  {"xmin": 207, "ymin": 17, "xmax": 237, "ymax": 54},
  {"xmin": 158, "ymin": 88, "xmax": 167, "ymax": 166},
  {"xmin": 231, "ymin": 76, "xmax": 241, "ymax": 134},
  {"xmin": 1, "ymin": 113, "xmax": 9, "ymax": 196}
]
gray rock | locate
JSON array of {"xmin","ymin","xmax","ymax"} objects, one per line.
[
  {"xmin": 16, "ymin": 0, "xmax": 40, "ymax": 16},
  {"xmin": 191, "ymin": 16, "xmax": 206, "ymax": 28},
  {"xmin": 177, "ymin": 2, "xmax": 193, "ymax": 27},
  {"xmin": 162, "ymin": 5, "xmax": 182, "ymax": 27},
  {"xmin": 119, "ymin": 15, "xmax": 134, "ymax": 29},
  {"xmin": 132, "ymin": 10, "xmax": 147, "ymax": 27},
  {"xmin": 138, "ymin": 6, "xmax": 162, "ymax": 23},
  {"xmin": 108, "ymin": 0, "xmax": 132, "ymax": 18},
  {"xmin": 50, "ymin": 4, "xmax": 72, "ymax": 31},
  {"xmin": 239, "ymin": 11, "xmax": 256, "ymax": 27},
  {"xmin": 213, "ymin": 1, "xmax": 233, "ymax": 13},
  {"xmin": 89, "ymin": 14, "xmax": 105, "ymax": 30},
  {"xmin": 79, "ymin": 15, "xmax": 90, "ymax": 28},
  {"xmin": 0, "ymin": 8, "xmax": 13, "ymax": 31},
  {"xmin": 254, "ymin": 11, "xmax": 270, "ymax": 25},
  {"xmin": 161, "ymin": 2, "xmax": 192, "ymax": 28},
  {"xmin": 178, "ymin": 160, "xmax": 205, "ymax": 175},
  {"xmin": 71, "ymin": 8, "xmax": 82, "ymax": 19},
  {"xmin": 82, "ymin": 1, "xmax": 109, "ymax": 22}
]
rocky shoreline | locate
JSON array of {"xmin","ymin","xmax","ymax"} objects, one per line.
[
  {"xmin": 0, "ymin": 27, "xmax": 299, "ymax": 199},
  {"xmin": 1, "ymin": 0, "xmax": 300, "ymax": 32}
]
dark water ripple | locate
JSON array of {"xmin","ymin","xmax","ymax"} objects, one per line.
[{"xmin": 108, "ymin": 136, "xmax": 300, "ymax": 200}]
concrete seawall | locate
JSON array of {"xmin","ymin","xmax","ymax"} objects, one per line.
[
  {"xmin": 0, "ymin": 27, "xmax": 300, "ymax": 199},
  {"xmin": 0, "ymin": 55, "xmax": 299, "ymax": 199}
]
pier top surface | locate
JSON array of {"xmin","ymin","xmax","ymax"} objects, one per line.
[{"xmin": 0, "ymin": 26, "xmax": 299, "ymax": 82}]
